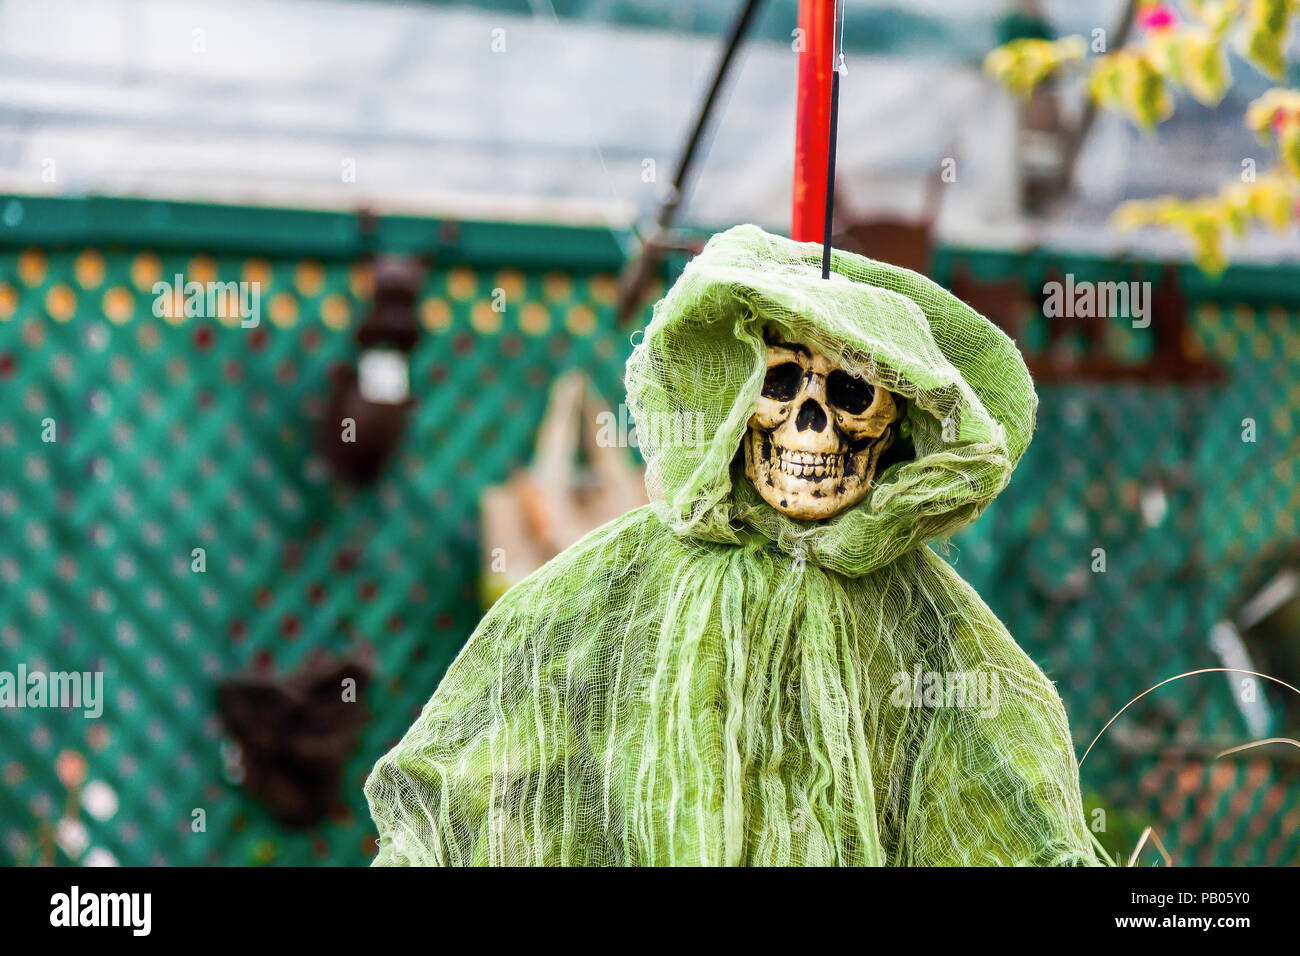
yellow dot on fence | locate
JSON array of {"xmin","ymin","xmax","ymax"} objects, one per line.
[
  {"xmin": 243, "ymin": 258, "xmax": 273, "ymax": 289},
  {"xmin": 349, "ymin": 262, "xmax": 374, "ymax": 299},
  {"xmin": 131, "ymin": 252, "xmax": 162, "ymax": 293},
  {"xmin": 470, "ymin": 300, "xmax": 501, "ymax": 334},
  {"xmin": 566, "ymin": 304, "xmax": 595, "ymax": 336},
  {"xmin": 188, "ymin": 255, "xmax": 217, "ymax": 285},
  {"xmin": 18, "ymin": 249, "xmax": 47, "ymax": 287},
  {"xmin": 0, "ymin": 282, "xmax": 16, "ymax": 320},
  {"xmin": 521, "ymin": 302, "xmax": 549, "ymax": 335},
  {"xmin": 446, "ymin": 267, "xmax": 477, "ymax": 301},
  {"xmin": 295, "ymin": 260, "xmax": 325, "ymax": 297},
  {"xmin": 320, "ymin": 294, "xmax": 351, "ymax": 331},
  {"xmin": 103, "ymin": 287, "xmax": 134, "ymax": 325},
  {"xmin": 542, "ymin": 272, "xmax": 571, "ymax": 301},
  {"xmin": 269, "ymin": 292, "xmax": 299, "ymax": 328},
  {"xmin": 588, "ymin": 273, "xmax": 618, "ymax": 304},
  {"xmin": 420, "ymin": 299, "xmax": 451, "ymax": 332},
  {"xmin": 494, "ymin": 270, "xmax": 526, "ymax": 300},
  {"xmin": 45, "ymin": 284, "xmax": 76, "ymax": 323},
  {"xmin": 75, "ymin": 250, "xmax": 106, "ymax": 289}
]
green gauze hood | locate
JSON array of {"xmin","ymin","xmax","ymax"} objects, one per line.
[{"xmin": 365, "ymin": 225, "xmax": 1098, "ymax": 866}]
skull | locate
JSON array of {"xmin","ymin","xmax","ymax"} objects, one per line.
[{"xmin": 742, "ymin": 333, "xmax": 903, "ymax": 521}]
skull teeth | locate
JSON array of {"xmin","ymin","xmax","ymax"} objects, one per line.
[{"xmin": 775, "ymin": 448, "xmax": 844, "ymax": 480}]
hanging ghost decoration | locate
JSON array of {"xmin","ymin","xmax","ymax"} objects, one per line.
[{"xmin": 366, "ymin": 225, "xmax": 1099, "ymax": 867}]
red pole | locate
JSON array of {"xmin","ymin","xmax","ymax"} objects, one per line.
[{"xmin": 791, "ymin": 0, "xmax": 836, "ymax": 242}]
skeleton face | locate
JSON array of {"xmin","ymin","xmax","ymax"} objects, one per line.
[{"xmin": 743, "ymin": 335, "xmax": 902, "ymax": 521}]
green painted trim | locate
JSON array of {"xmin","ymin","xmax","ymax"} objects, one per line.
[
  {"xmin": 0, "ymin": 194, "xmax": 631, "ymax": 272},
  {"xmin": 932, "ymin": 244, "xmax": 1300, "ymax": 308},
  {"xmin": 5, "ymin": 193, "xmax": 1300, "ymax": 305}
]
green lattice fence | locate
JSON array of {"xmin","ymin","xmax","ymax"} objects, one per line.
[
  {"xmin": 0, "ymin": 198, "xmax": 651, "ymax": 865},
  {"xmin": 933, "ymin": 248, "xmax": 1300, "ymax": 865}
]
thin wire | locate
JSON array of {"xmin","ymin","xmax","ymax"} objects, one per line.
[
  {"xmin": 1127, "ymin": 826, "xmax": 1173, "ymax": 868},
  {"xmin": 1078, "ymin": 667, "xmax": 1300, "ymax": 768},
  {"xmin": 658, "ymin": 0, "xmax": 763, "ymax": 234},
  {"xmin": 525, "ymin": 0, "xmax": 636, "ymax": 256},
  {"xmin": 616, "ymin": 0, "xmax": 765, "ymax": 322},
  {"xmin": 1215, "ymin": 737, "xmax": 1300, "ymax": 759}
]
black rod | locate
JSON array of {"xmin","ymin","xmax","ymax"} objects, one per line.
[
  {"xmin": 617, "ymin": 0, "xmax": 765, "ymax": 321},
  {"xmin": 821, "ymin": 64, "xmax": 840, "ymax": 279},
  {"xmin": 661, "ymin": 0, "xmax": 765, "ymax": 229}
]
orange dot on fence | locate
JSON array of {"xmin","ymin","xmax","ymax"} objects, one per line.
[
  {"xmin": 420, "ymin": 299, "xmax": 451, "ymax": 332},
  {"xmin": 75, "ymin": 250, "xmax": 106, "ymax": 289},
  {"xmin": 131, "ymin": 252, "xmax": 162, "ymax": 293},
  {"xmin": 45, "ymin": 284, "xmax": 76, "ymax": 322},
  {"xmin": 521, "ymin": 302, "xmax": 549, "ymax": 335},
  {"xmin": 243, "ymin": 258, "xmax": 273, "ymax": 289},
  {"xmin": 566, "ymin": 304, "xmax": 595, "ymax": 336},
  {"xmin": 320, "ymin": 294, "xmax": 351, "ymax": 331},
  {"xmin": 471, "ymin": 300, "xmax": 501, "ymax": 334},
  {"xmin": 103, "ymin": 287, "xmax": 134, "ymax": 325},
  {"xmin": 446, "ymin": 267, "xmax": 477, "ymax": 301},
  {"xmin": 18, "ymin": 249, "xmax": 47, "ymax": 286},
  {"xmin": 188, "ymin": 255, "xmax": 218, "ymax": 285},
  {"xmin": 269, "ymin": 292, "xmax": 299, "ymax": 328},
  {"xmin": 295, "ymin": 260, "xmax": 325, "ymax": 297}
]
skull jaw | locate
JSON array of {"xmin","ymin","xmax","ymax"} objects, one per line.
[{"xmin": 743, "ymin": 429, "xmax": 888, "ymax": 521}]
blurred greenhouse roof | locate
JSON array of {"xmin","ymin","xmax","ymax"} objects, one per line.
[
  {"xmin": 0, "ymin": 0, "xmax": 1295, "ymax": 265},
  {"xmin": 410, "ymin": 0, "xmax": 1003, "ymax": 61}
]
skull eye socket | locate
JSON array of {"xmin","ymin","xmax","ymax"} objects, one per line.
[
  {"xmin": 826, "ymin": 370, "xmax": 874, "ymax": 414},
  {"xmin": 762, "ymin": 362, "xmax": 803, "ymax": 402}
]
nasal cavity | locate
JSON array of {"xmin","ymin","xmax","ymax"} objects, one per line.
[{"xmin": 795, "ymin": 399, "xmax": 827, "ymax": 433}]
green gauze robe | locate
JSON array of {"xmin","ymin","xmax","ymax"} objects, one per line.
[{"xmin": 365, "ymin": 224, "xmax": 1099, "ymax": 866}]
